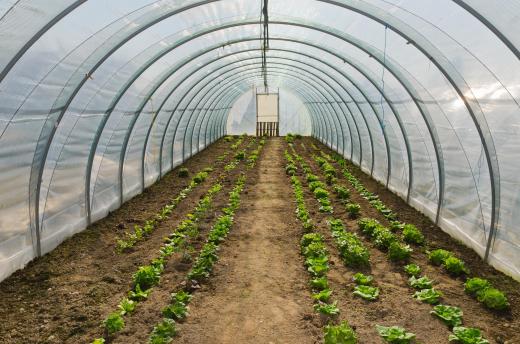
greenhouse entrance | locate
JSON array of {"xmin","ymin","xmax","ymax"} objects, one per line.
[{"xmin": 256, "ymin": 90, "xmax": 279, "ymax": 136}]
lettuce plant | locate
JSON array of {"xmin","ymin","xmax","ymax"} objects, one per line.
[
  {"xmin": 388, "ymin": 242, "xmax": 412, "ymax": 262},
  {"xmin": 313, "ymin": 288, "xmax": 332, "ymax": 302},
  {"xmin": 324, "ymin": 321, "xmax": 357, "ymax": 344},
  {"xmin": 310, "ymin": 277, "xmax": 329, "ymax": 291},
  {"xmin": 464, "ymin": 278, "xmax": 491, "ymax": 296},
  {"xmin": 408, "ymin": 276, "xmax": 433, "ymax": 289},
  {"xmin": 430, "ymin": 305, "xmax": 463, "ymax": 327},
  {"xmin": 443, "ymin": 256, "xmax": 469, "ymax": 276},
  {"xmin": 413, "ymin": 288, "xmax": 442, "ymax": 304},
  {"xmin": 373, "ymin": 227, "xmax": 397, "ymax": 250},
  {"xmin": 103, "ymin": 312, "xmax": 125, "ymax": 335},
  {"xmin": 353, "ymin": 285, "xmax": 379, "ymax": 301},
  {"xmin": 177, "ymin": 167, "xmax": 189, "ymax": 177},
  {"xmin": 314, "ymin": 187, "xmax": 329, "ymax": 200},
  {"xmin": 402, "ymin": 224, "xmax": 424, "ymax": 245},
  {"xmin": 333, "ymin": 185, "xmax": 350, "ymax": 200},
  {"xmin": 357, "ymin": 218, "xmax": 381, "ymax": 236},
  {"xmin": 149, "ymin": 318, "xmax": 177, "ymax": 344},
  {"xmin": 449, "ymin": 326, "xmax": 489, "ymax": 344},
  {"xmin": 307, "ymin": 173, "xmax": 319, "ymax": 183},
  {"xmin": 118, "ymin": 298, "xmax": 136, "ymax": 316},
  {"xmin": 314, "ymin": 301, "xmax": 340, "ymax": 316},
  {"xmin": 352, "ymin": 272, "xmax": 373, "ymax": 286},
  {"xmin": 346, "ymin": 203, "xmax": 361, "ymax": 218},
  {"xmin": 476, "ymin": 288, "xmax": 509, "ymax": 310},
  {"xmin": 428, "ymin": 249, "xmax": 453, "ymax": 265},
  {"xmin": 133, "ymin": 265, "xmax": 162, "ymax": 290},
  {"xmin": 376, "ymin": 325, "xmax": 415, "ymax": 343},
  {"xmin": 404, "ymin": 264, "xmax": 421, "ymax": 277}
]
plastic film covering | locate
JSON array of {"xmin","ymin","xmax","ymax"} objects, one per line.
[{"xmin": 0, "ymin": 0, "xmax": 519, "ymax": 282}]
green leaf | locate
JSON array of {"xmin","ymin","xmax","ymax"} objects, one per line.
[
  {"xmin": 314, "ymin": 301, "xmax": 340, "ymax": 316},
  {"xmin": 404, "ymin": 264, "xmax": 421, "ymax": 277},
  {"xmin": 324, "ymin": 321, "xmax": 357, "ymax": 344},
  {"xmin": 103, "ymin": 312, "xmax": 125, "ymax": 335},
  {"xmin": 353, "ymin": 285, "xmax": 379, "ymax": 301},
  {"xmin": 352, "ymin": 272, "xmax": 373, "ymax": 286},
  {"xmin": 448, "ymin": 326, "xmax": 489, "ymax": 344},
  {"xmin": 408, "ymin": 276, "xmax": 433, "ymax": 290},
  {"xmin": 376, "ymin": 325, "xmax": 415, "ymax": 343},
  {"xmin": 413, "ymin": 288, "xmax": 442, "ymax": 304},
  {"xmin": 430, "ymin": 305, "xmax": 463, "ymax": 327}
]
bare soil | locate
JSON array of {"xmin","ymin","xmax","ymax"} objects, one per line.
[
  {"xmin": 0, "ymin": 136, "xmax": 518, "ymax": 344},
  {"xmin": 297, "ymin": 137, "xmax": 520, "ymax": 344},
  {"xmin": 0, "ymin": 137, "xmax": 247, "ymax": 344},
  {"xmin": 175, "ymin": 138, "xmax": 320, "ymax": 344}
]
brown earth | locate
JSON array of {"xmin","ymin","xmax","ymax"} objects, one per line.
[
  {"xmin": 296, "ymin": 137, "xmax": 520, "ymax": 344},
  {"xmin": 0, "ymin": 136, "xmax": 249, "ymax": 344},
  {"xmin": 175, "ymin": 137, "xmax": 320, "ymax": 344},
  {"xmin": 0, "ymin": 136, "xmax": 518, "ymax": 344}
]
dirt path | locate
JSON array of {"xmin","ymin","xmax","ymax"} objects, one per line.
[
  {"xmin": 176, "ymin": 138, "xmax": 319, "ymax": 344},
  {"xmin": 0, "ymin": 137, "xmax": 246, "ymax": 344}
]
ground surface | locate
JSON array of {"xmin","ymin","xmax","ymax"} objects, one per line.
[{"xmin": 0, "ymin": 136, "xmax": 518, "ymax": 344}]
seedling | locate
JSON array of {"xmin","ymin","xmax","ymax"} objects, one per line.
[
  {"xmin": 431, "ymin": 305, "xmax": 463, "ymax": 327},
  {"xmin": 324, "ymin": 321, "xmax": 357, "ymax": 344},
  {"xmin": 476, "ymin": 288, "xmax": 509, "ymax": 310},
  {"xmin": 408, "ymin": 276, "xmax": 433, "ymax": 289},
  {"xmin": 352, "ymin": 272, "xmax": 373, "ymax": 286},
  {"xmin": 449, "ymin": 326, "xmax": 489, "ymax": 344},
  {"xmin": 103, "ymin": 312, "xmax": 125, "ymax": 335},
  {"xmin": 346, "ymin": 203, "xmax": 361, "ymax": 218},
  {"xmin": 402, "ymin": 224, "xmax": 424, "ymax": 245},
  {"xmin": 388, "ymin": 242, "xmax": 412, "ymax": 262},
  {"xmin": 428, "ymin": 249, "xmax": 453, "ymax": 265},
  {"xmin": 92, "ymin": 339, "xmax": 105, "ymax": 344},
  {"xmin": 312, "ymin": 288, "xmax": 332, "ymax": 302},
  {"xmin": 353, "ymin": 285, "xmax": 379, "ymax": 301},
  {"xmin": 314, "ymin": 301, "xmax": 340, "ymax": 316},
  {"xmin": 413, "ymin": 288, "xmax": 442, "ymax": 304},
  {"xmin": 404, "ymin": 264, "xmax": 421, "ymax": 277},
  {"xmin": 149, "ymin": 318, "xmax": 177, "ymax": 343},
  {"xmin": 443, "ymin": 256, "xmax": 469, "ymax": 276},
  {"xmin": 310, "ymin": 277, "xmax": 329, "ymax": 291},
  {"xmin": 376, "ymin": 325, "xmax": 415, "ymax": 343}
]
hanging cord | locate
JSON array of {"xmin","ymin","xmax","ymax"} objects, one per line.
[
  {"xmin": 380, "ymin": 25, "xmax": 388, "ymax": 129},
  {"xmin": 260, "ymin": 0, "xmax": 269, "ymax": 92}
]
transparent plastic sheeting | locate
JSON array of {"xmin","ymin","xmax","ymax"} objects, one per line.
[{"xmin": 0, "ymin": 0, "xmax": 518, "ymax": 282}]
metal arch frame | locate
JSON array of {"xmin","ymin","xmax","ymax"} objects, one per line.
[
  {"xmin": 53, "ymin": 18, "xmax": 435, "ymax": 229},
  {"xmin": 452, "ymin": 0, "xmax": 520, "ymax": 61},
  {"xmin": 0, "ymin": 1, "xmax": 88, "ymax": 84},
  {"xmin": 52, "ymin": 19, "xmax": 420, "ymax": 238},
  {"xmin": 191, "ymin": 55, "xmax": 364, "ymax": 161},
  {"xmin": 194, "ymin": 57, "xmax": 362, "ymax": 164},
  {"xmin": 197, "ymin": 73, "xmax": 329, "ymax": 149},
  {"xmin": 28, "ymin": 0, "xmax": 222, "ymax": 255},
  {"xmin": 192, "ymin": 72, "xmax": 333, "ymax": 149},
  {"xmin": 317, "ymin": 0, "xmax": 500, "ymax": 260},
  {"xmin": 86, "ymin": 25, "xmax": 446, "ymax": 228},
  {"xmin": 178, "ymin": 59, "xmax": 354, "ymax": 162},
  {"xmin": 167, "ymin": 62, "xmax": 345, "ymax": 166},
  {"xmin": 4, "ymin": 0, "xmax": 499, "ymax": 260}
]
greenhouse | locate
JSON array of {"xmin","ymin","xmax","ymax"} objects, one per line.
[{"xmin": 0, "ymin": 0, "xmax": 518, "ymax": 343}]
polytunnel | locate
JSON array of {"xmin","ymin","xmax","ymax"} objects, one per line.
[{"xmin": 0, "ymin": 1, "xmax": 519, "ymax": 343}]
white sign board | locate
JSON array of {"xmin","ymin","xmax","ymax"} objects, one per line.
[{"xmin": 257, "ymin": 93, "xmax": 279, "ymax": 122}]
